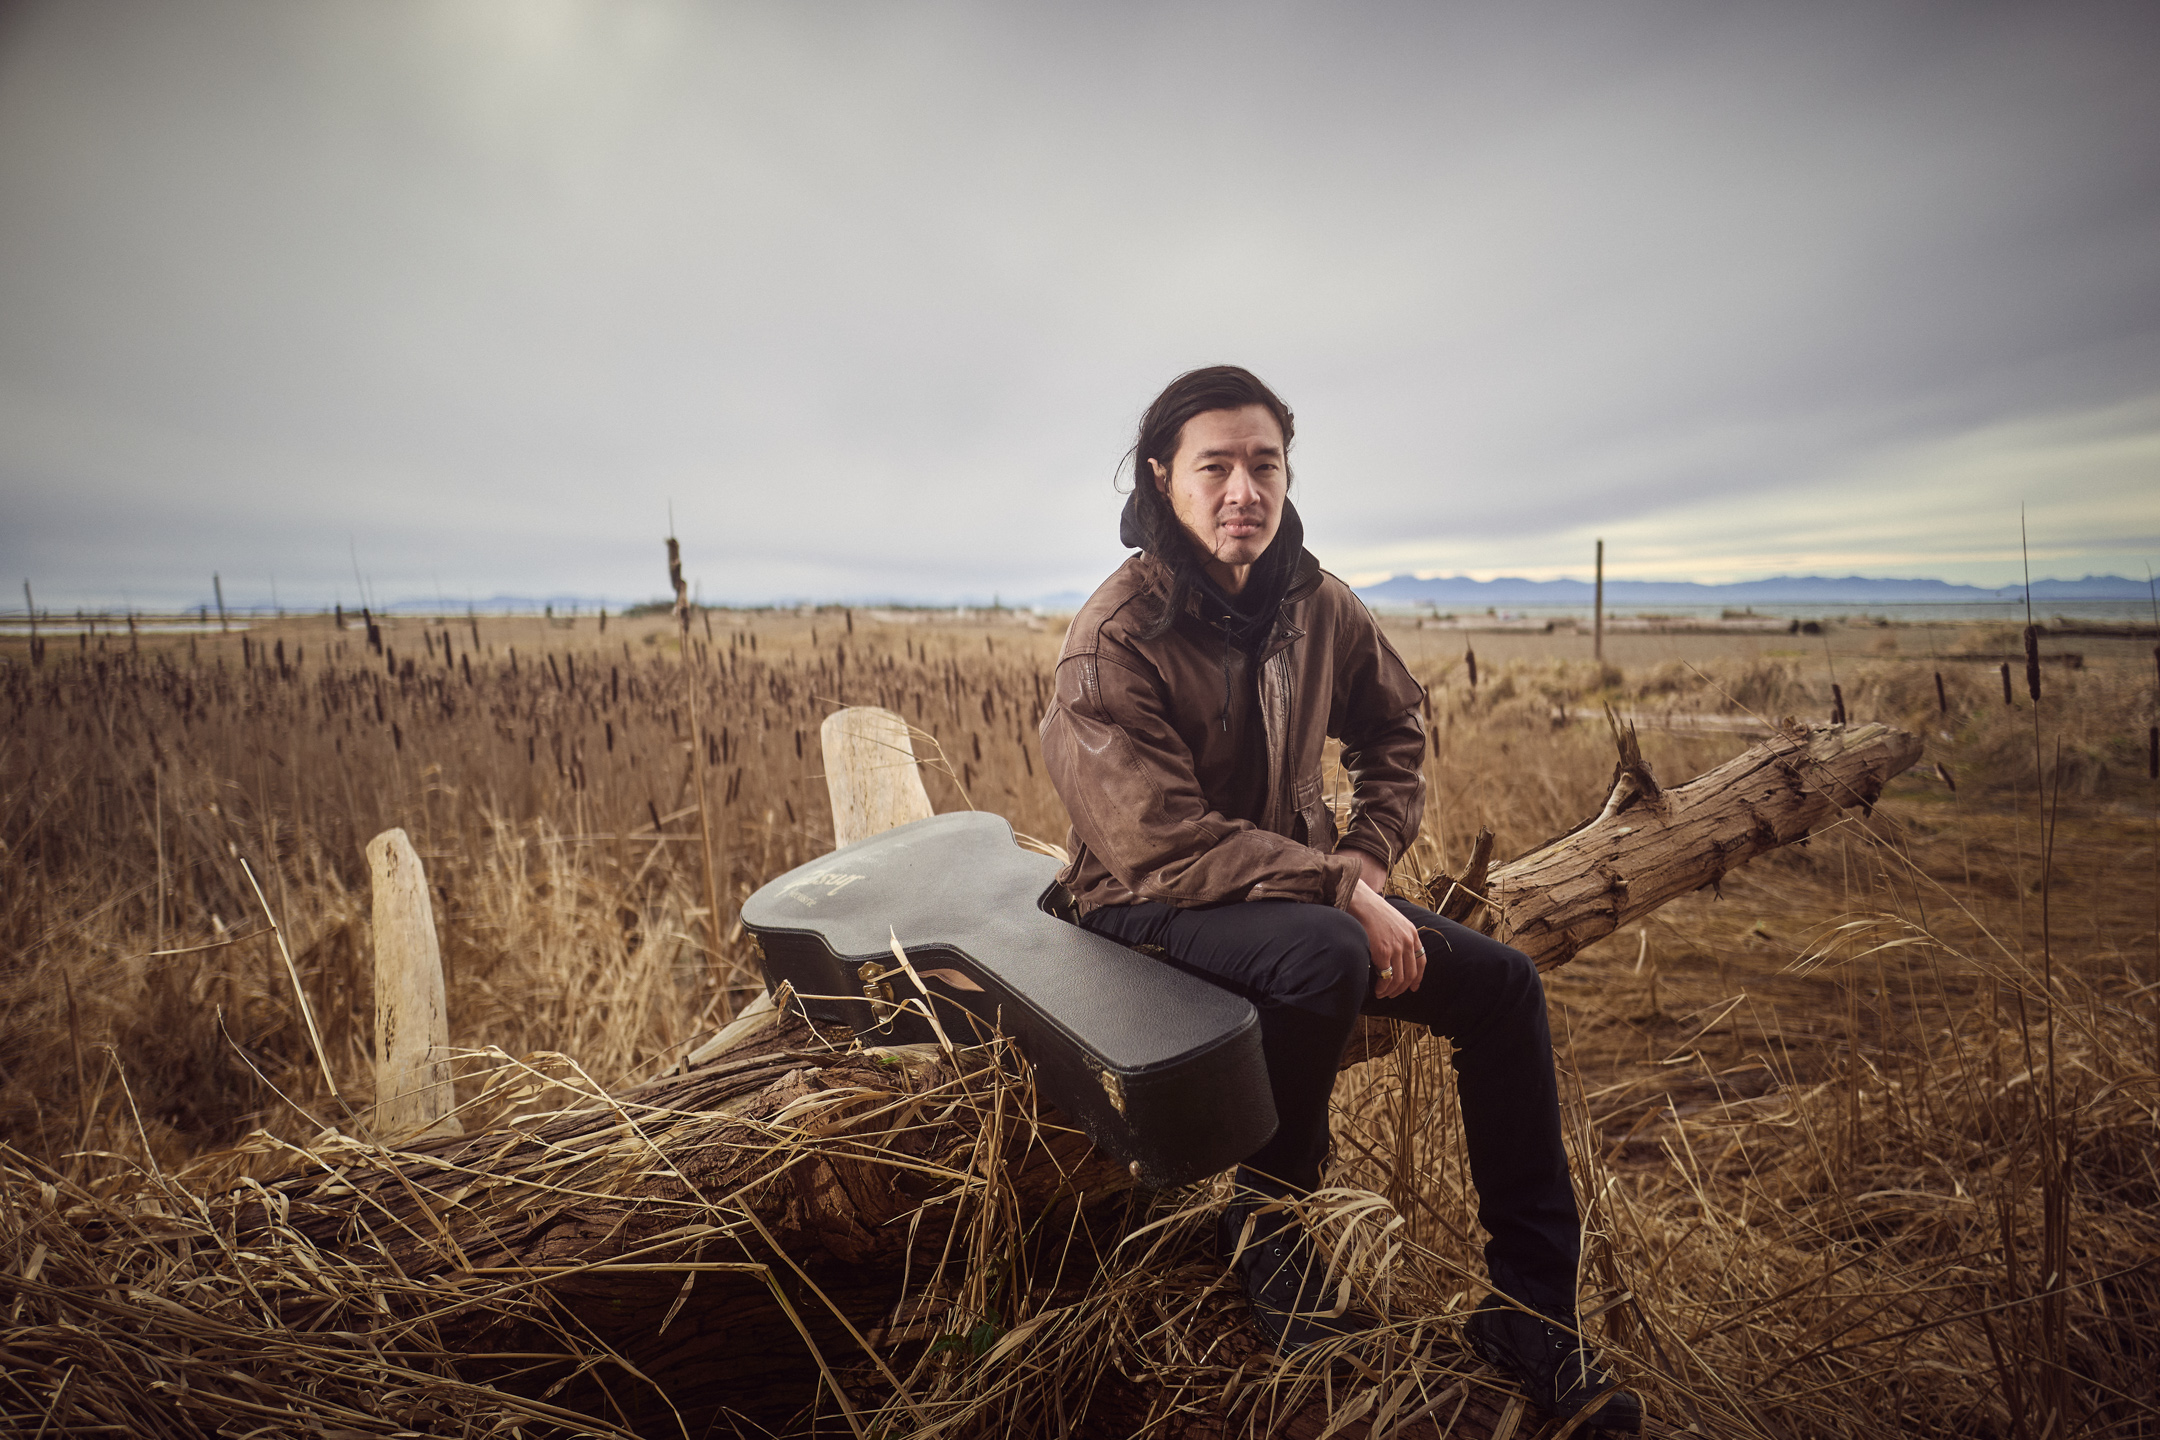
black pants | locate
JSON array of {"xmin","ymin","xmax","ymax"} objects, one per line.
[{"xmin": 1083, "ymin": 894, "xmax": 1581, "ymax": 1321}]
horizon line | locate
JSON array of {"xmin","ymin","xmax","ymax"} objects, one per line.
[{"xmin": 6, "ymin": 566, "xmax": 2157, "ymax": 619}]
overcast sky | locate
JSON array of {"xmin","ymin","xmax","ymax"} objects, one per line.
[{"xmin": 3, "ymin": 0, "xmax": 2157, "ymax": 610}]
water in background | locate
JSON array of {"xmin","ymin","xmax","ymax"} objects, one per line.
[{"xmin": 1370, "ymin": 600, "xmax": 2158, "ymax": 626}]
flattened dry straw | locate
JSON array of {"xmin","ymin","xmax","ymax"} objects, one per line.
[
  {"xmin": 0, "ymin": 1139, "xmax": 646, "ymax": 1436},
  {"xmin": 0, "ymin": 1020, "xmax": 1058, "ymax": 1437}
]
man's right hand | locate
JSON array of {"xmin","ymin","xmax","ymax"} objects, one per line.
[{"xmin": 1348, "ymin": 880, "xmax": 1423, "ymax": 999}]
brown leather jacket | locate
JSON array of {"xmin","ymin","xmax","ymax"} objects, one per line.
[{"xmin": 1041, "ymin": 550, "xmax": 1427, "ymax": 914}]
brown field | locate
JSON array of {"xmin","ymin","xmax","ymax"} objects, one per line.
[{"xmin": 1, "ymin": 607, "xmax": 2156, "ymax": 1437}]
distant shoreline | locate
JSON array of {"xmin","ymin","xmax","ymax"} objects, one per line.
[
  {"xmin": 6, "ymin": 572, "xmax": 2156, "ymax": 620},
  {"xmin": 4, "ymin": 598, "xmax": 2157, "ymax": 637},
  {"xmin": 1355, "ymin": 598, "xmax": 2159, "ymax": 626}
]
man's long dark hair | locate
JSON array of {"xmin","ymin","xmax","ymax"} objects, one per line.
[{"xmin": 1122, "ymin": 365, "xmax": 1297, "ymax": 640}]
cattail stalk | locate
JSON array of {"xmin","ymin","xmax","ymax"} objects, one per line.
[{"xmin": 669, "ymin": 536, "xmax": 727, "ymax": 978}]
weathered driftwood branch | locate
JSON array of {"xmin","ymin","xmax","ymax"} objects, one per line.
[
  {"xmin": 1486, "ymin": 719, "xmax": 1920, "ymax": 970},
  {"xmin": 237, "ymin": 720, "xmax": 1913, "ymax": 1434}
]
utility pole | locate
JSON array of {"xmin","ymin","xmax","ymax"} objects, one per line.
[
  {"xmin": 1594, "ymin": 539, "xmax": 1605, "ymax": 662},
  {"xmin": 213, "ymin": 573, "xmax": 229, "ymax": 633}
]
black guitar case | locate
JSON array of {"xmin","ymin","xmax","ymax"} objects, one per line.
[{"xmin": 739, "ymin": 811, "xmax": 1275, "ymax": 1188}]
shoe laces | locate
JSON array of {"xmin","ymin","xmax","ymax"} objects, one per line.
[{"xmin": 1534, "ymin": 1320, "xmax": 1612, "ymax": 1398}]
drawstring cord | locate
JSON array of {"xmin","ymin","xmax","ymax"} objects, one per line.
[{"xmin": 1211, "ymin": 611, "xmax": 1236, "ymax": 730}]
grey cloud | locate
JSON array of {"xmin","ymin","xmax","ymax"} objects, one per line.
[{"xmin": 2, "ymin": 0, "xmax": 2156, "ymax": 608}]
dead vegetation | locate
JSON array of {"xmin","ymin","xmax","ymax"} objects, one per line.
[{"xmin": 1, "ymin": 611, "xmax": 2156, "ymax": 1437}]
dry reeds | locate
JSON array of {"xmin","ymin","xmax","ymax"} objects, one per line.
[{"xmin": 1, "ymin": 612, "xmax": 2155, "ymax": 1436}]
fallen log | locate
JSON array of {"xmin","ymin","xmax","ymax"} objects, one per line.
[
  {"xmin": 246, "ymin": 999, "xmax": 1129, "ymax": 1434},
  {"xmin": 225, "ymin": 718, "xmax": 1916, "ymax": 1435}
]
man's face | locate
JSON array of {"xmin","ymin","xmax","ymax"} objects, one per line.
[{"xmin": 1149, "ymin": 405, "xmax": 1287, "ymax": 594}]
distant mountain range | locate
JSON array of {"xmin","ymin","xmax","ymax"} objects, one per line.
[
  {"xmin": 1352, "ymin": 573, "xmax": 2156, "ymax": 608},
  {"xmin": 368, "ymin": 595, "xmax": 636, "ymax": 614}
]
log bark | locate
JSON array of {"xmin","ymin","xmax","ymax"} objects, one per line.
[{"xmin": 241, "ymin": 720, "xmax": 1916, "ymax": 1435}]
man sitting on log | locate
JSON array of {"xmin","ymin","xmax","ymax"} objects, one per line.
[{"xmin": 1040, "ymin": 365, "xmax": 1640, "ymax": 1433}]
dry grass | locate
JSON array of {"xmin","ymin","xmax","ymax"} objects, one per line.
[{"xmin": 1, "ymin": 610, "xmax": 2156, "ymax": 1436}]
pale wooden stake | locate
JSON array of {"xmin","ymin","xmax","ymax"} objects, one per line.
[
  {"xmin": 820, "ymin": 706, "xmax": 934, "ymax": 848},
  {"xmin": 367, "ymin": 827, "xmax": 462, "ymax": 1138}
]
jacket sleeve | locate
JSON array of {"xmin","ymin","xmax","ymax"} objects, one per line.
[
  {"xmin": 1327, "ymin": 597, "xmax": 1428, "ymax": 872},
  {"xmin": 1041, "ymin": 643, "xmax": 1363, "ymax": 910}
]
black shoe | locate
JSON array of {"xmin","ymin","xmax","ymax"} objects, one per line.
[
  {"xmin": 1217, "ymin": 1201, "xmax": 1375, "ymax": 1355},
  {"xmin": 1464, "ymin": 1296, "xmax": 1642, "ymax": 1433}
]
